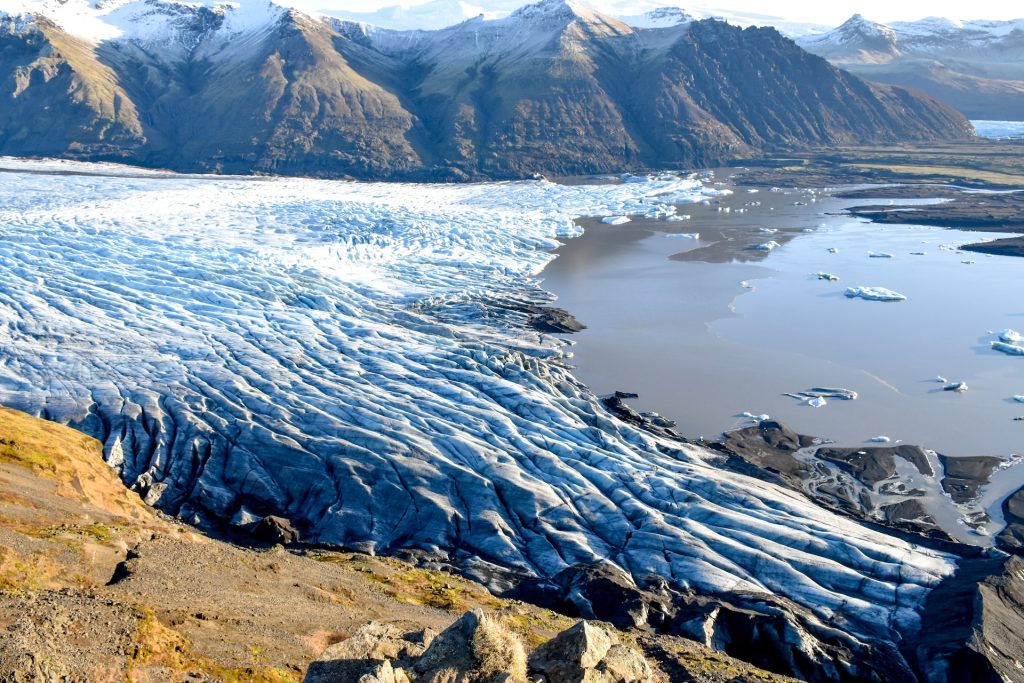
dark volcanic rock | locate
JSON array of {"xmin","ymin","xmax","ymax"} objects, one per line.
[
  {"xmin": 529, "ymin": 307, "xmax": 586, "ymax": 334},
  {"xmin": 251, "ymin": 515, "xmax": 301, "ymax": 545},
  {"xmin": 939, "ymin": 455, "xmax": 1003, "ymax": 504},
  {"xmin": 716, "ymin": 420, "xmax": 816, "ymax": 484},
  {"xmin": 962, "ymin": 236, "xmax": 1024, "ymax": 258},
  {"xmin": 906, "ymin": 554, "xmax": 1024, "ymax": 683},
  {"xmin": 0, "ymin": 2, "xmax": 973, "ymax": 180},
  {"xmin": 997, "ymin": 486, "xmax": 1024, "ymax": 550},
  {"xmin": 817, "ymin": 444, "xmax": 933, "ymax": 486}
]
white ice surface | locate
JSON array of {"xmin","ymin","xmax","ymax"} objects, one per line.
[
  {"xmin": 845, "ymin": 286, "xmax": 907, "ymax": 302},
  {"xmin": 0, "ymin": 159, "xmax": 956, "ymax": 641}
]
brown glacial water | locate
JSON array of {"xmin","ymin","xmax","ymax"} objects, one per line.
[{"xmin": 542, "ymin": 172, "xmax": 1024, "ymax": 464}]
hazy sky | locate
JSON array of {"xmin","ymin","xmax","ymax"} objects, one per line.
[{"xmin": 331, "ymin": 0, "xmax": 1023, "ymax": 25}]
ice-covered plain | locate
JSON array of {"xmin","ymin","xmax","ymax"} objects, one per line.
[{"xmin": 0, "ymin": 159, "xmax": 958, "ymax": 648}]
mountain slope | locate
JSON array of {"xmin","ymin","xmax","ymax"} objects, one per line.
[
  {"xmin": 799, "ymin": 14, "xmax": 1024, "ymax": 120},
  {"xmin": 0, "ymin": 0, "xmax": 974, "ymax": 178}
]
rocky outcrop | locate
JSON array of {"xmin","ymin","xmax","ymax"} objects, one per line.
[
  {"xmin": 305, "ymin": 611, "xmax": 652, "ymax": 683},
  {"xmin": 529, "ymin": 621, "xmax": 651, "ymax": 683},
  {"xmin": 0, "ymin": 0, "xmax": 973, "ymax": 180}
]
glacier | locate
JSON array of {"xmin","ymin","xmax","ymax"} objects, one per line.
[{"xmin": 0, "ymin": 159, "xmax": 958, "ymax": 647}]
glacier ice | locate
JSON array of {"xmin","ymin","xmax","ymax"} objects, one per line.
[
  {"xmin": 0, "ymin": 159, "xmax": 957, "ymax": 642},
  {"xmin": 753, "ymin": 240, "xmax": 780, "ymax": 251},
  {"xmin": 845, "ymin": 286, "xmax": 907, "ymax": 302},
  {"xmin": 664, "ymin": 232, "xmax": 699, "ymax": 239}
]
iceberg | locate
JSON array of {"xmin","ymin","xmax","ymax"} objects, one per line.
[
  {"xmin": 869, "ymin": 436, "xmax": 892, "ymax": 443},
  {"xmin": 753, "ymin": 240, "xmax": 781, "ymax": 252},
  {"xmin": 999, "ymin": 329, "xmax": 1023, "ymax": 344},
  {"xmin": 807, "ymin": 397, "xmax": 827, "ymax": 408},
  {"xmin": 844, "ymin": 286, "xmax": 907, "ymax": 302},
  {"xmin": 816, "ymin": 272, "xmax": 839, "ymax": 281},
  {"xmin": 943, "ymin": 382, "xmax": 968, "ymax": 393},
  {"xmin": 993, "ymin": 341, "xmax": 1024, "ymax": 356},
  {"xmin": 1013, "ymin": 395, "xmax": 1024, "ymax": 403},
  {"xmin": 665, "ymin": 214, "xmax": 691, "ymax": 221}
]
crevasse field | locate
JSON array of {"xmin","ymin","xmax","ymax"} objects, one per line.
[{"xmin": 0, "ymin": 158, "xmax": 953, "ymax": 643}]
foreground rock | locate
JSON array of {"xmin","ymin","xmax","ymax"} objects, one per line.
[{"xmin": 306, "ymin": 611, "xmax": 651, "ymax": 683}]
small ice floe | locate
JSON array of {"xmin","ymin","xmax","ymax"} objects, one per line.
[
  {"xmin": 869, "ymin": 436, "xmax": 892, "ymax": 444},
  {"xmin": 962, "ymin": 260, "xmax": 976, "ymax": 265},
  {"xmin": 910, "ymin": 252, "xmax": 927, "ymax": 256},
  {"xmin": 746, "ymin": 189, "xmax": 759, "ymax": 193},
  {"xmin": 943, "ymin": 382, "xmax": 968, "ymax": 393},
  {"xmin": 816, "ymin": 272, "xmax": 839, "ymax": 281},
  {"xmin": 993, "ymin": 341, "xmax": 1024, "ymax": 356},
  {"xmin": 992, "ymin": 329, "xmax": 1024, "ymax": 356},
  {"xmin": 1012, "ymin": 395, "xmax": 1024, "ymax": 403},
  {"xmin": 828, "ymin": 247, "xmax": 839, "ymax": 254},
  {"xmin": 665, "ymin": 214, "xmax": 691, "ymax": 221},
  {"xmin": 740, "ymin": 412, "xmax": 770, "ymax": 422},
  {"xmin": 845, "ymin": 286, "xmax": 906, "ymax": 302},
  {"xmin": 785, "ymin": 387, "xmax": 858, "ymax": 402},
  {"xmin": 868, "ymin": 252, "xmax": 894, "ymax": 258},
  {"xmin": 753, "ymin": 241, "xmax": 781, "ymax": 252},
  {"xmin": 602, "ymin": 216, "xmax": 631, "ymax": 225},
  {"xmin": 999, "ymin": 329, "xmax": 1023, "ymax": 344},
  {"xmin": 664, "ymin": 232, "xmax": 699, "ymax": 239},
  {"xmin": 802, "ymin": 228, "xmax": 815, "ymax": 233},
  {"xmin": 806, "ymin": 397, "xmax": 827, "ymax": 408},
  {"xmin": 935, "ymin": 376, "xmax": 948, "ymax": 383},
  {"xmin": 758, "ymin": 227, "xmax": 778, "ymax": 234},
  {"xmin": 740, "ymin": 281, "xmax": 753, "ymax": 289}
]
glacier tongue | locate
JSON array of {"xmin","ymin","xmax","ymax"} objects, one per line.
[{"xmin": 0, "ymin": 160, "xmax": 954, "ymax": 642}]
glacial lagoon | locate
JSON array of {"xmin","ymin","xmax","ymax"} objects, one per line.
[{"xmin": 542, "ymin": 174, "xmax": 1024, "ymax": 461}]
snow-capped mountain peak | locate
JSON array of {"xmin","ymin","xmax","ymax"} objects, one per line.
[{"xmin": 0, "ymin": 0, "xmax": 285, "ymax": 48}]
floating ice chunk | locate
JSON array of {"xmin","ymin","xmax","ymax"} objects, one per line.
[
  {"xmin": 664, "ymin": 232, "xmax": 699, "ymax": 239},
  {"xmin": 753, "ymin": 241, "xmax": 781, "ymax": 252},
  {"xmin": 869, "ymin": 436, "xmax": 892, "ymax": 443},
  {"xmin": 999, "ymin": 329, "xmax": 1023, "ymax": 344},
  {"xmin": 807, "ymin": 397, "xmax": 827, "ymax": 408},
  {"xmin": 868, "ymin": 252, "xmax": 894, "ymax": 258},
  {"xmin": 1012, "ymin": 395, "xmax": 1024, "ymax": 403},
  {"xmin": 828, "ymin": 247, "xmax": 839, "ymax": 254},
  {"xmin": 993, "ymin": 341, "xmax": 1024, "ymax": 356},
  {"xmin": 935, "ymin": 376, "xmax": 948, "ymax": 383},
  {"xmin": 910, "ymin": 252, "xmax": 926, "ymax": 256},
  {"xmin": 665, "ymin": 214, "xmax": 691, "ymax": 221},
  {"xmin": 602, "ymin": 216, "xmax": 631, "ymax": 225},
  {"xmin": 746, "ymin": 189, "xmax": 759, "ymax": 193},
  {"xmin": 961, "ymin": 260, "xmax": 976, "ymax": 265},
  {"xmin": 816, "ymin": 272, "xmax": 839, "ymax": 281},
  {"xmin": 740, "ymin": 412, "xmax": 770, "ymax": 422},
  {"xmin": 943, "ymin": 382, "xmax": 968, "ymax": 393},
  {"xmin": 845, "ymin": 286, "xmax": 906, "ymax": 302},
  {"xmin": 740, "ymin": 281, "xmax": 753, "ymax": 289},
  {"xmin": 785, "ymin": 387, "xmax": 858, "ymax": 402},
  {"xmin": 758, "ymin": 227, "xmax": 778, "ymax": 234}
]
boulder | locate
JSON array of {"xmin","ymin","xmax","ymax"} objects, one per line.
[
  {"xmin": 414, "ymin": 609, "xmax": 528, "ymax": 683},
  {"xmin": 303, "ymin": 622, "xmax": 427, "ymax": 683},
  {"xmin": 528, "ymin": 621, "xmax": 651, "ymax": 683}
]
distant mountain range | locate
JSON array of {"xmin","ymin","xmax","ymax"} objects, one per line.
[
  {"xmin": 797, "ymin": 14, "xmax": 1024, "ymax": 120},
  {"xmin": 0, "ymin": 0, "xmax": 973, "ymax": 179}
]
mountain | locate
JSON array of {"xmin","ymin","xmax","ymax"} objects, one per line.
[
  {"xmin": 799, "ymin": 14, "xmax": 1024, "ymax": 120},
  {"xmin": 320, "ymin": 0, "xmax": 500, "ymax": 30},
  {"xmin": 0, "ymin": 0, "xmax": 973, "ymax": 179}
]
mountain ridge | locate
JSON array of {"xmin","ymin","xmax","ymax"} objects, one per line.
[
  {"xmin": 0, "ymin": 0, "xmax": 973, "ymax": 179},
  {"xmin": 799, "ymin": 13, "xmax": 1024, "ymax": 119}
]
